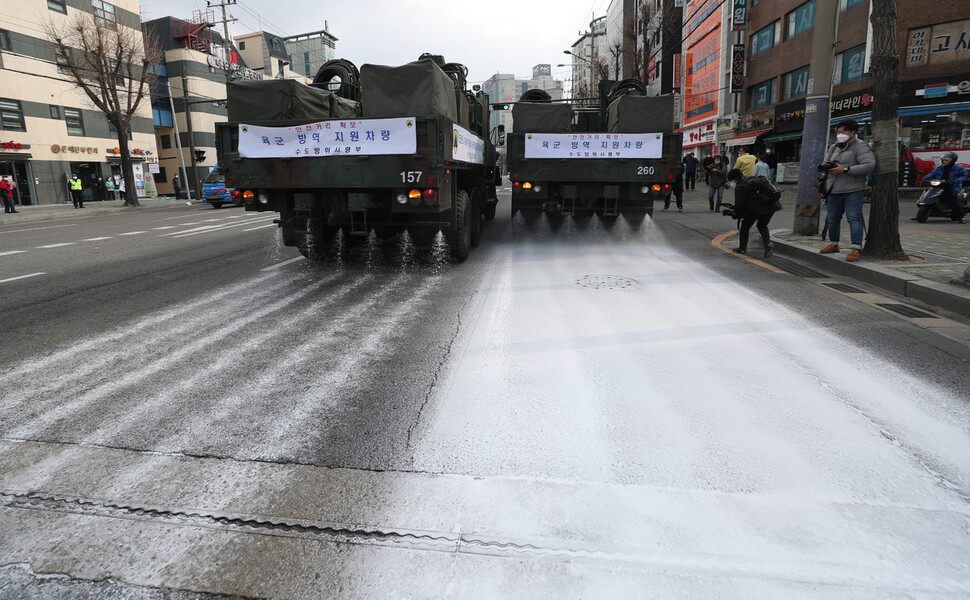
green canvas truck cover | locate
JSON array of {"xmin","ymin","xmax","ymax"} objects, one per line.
[
  {"xmin": 360, "ymin": 60, "xmax": 457, "ymax": 120},
  {"xmin": 511, "ymin": 103, "xmax": 574, "ymax": 134},
  {"xmin": 226, "ymin": 79, "xmax": 358, "ymax": 122},
  {"xmin": 607, "ymin": 95, "xmax": 675, "ymax": 133}
]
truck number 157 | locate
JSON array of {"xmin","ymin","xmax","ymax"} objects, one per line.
[{"xmin": 400, "ymin": 171, "xmax": 423, "ymax": 183}]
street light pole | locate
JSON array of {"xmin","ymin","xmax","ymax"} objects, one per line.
[{"xmin": 564, "ymin": 49, "xmax": 595, "ymax": 106}]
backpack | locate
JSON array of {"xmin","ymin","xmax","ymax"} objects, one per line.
[{"xmin": 748, "ymin": 175, "xmax": 782, "ymax": 205}]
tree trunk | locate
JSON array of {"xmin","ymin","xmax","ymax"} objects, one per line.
[
  {"xmin": 116, "ymin": 125, "xmax": 140, "ymax": 207},
  {"xmin": 863, "ymin": 0, "xmax": 906, "ymax": 259}
]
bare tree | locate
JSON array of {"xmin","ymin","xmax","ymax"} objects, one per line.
[
  {"xmin": 608, "ymin": 40, "xmax": 624, "ymax": 80},
  {"xmin": 864, "ymin": 0, "xmax": 906, "ymax": 259},
  {"xmin": 46, "ymin": 11, "xmax": 159, "ymax": 207}
]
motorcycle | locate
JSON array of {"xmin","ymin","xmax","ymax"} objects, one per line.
[{"xmin": 916, "ymin": 178, "xmax": 969, "ymax": 223}]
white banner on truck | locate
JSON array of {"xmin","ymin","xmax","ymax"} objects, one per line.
[
  {"xmin": 451, "ymin": 124, "xmax": 485, "ymax": 165},
  {"xmin": 524, "ymin": 133, "xmax": 664, "ymax": 159},
  {"xmin": 237, "ymin": 118, "xmax": 417, "ymax": 158}
]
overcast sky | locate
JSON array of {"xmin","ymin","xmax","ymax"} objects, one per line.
[{"xmin": 139, "ymin": 0, "xmax": 611, "ymax": 86}]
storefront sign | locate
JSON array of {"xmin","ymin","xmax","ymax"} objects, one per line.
[
  {"xmin": 0, "ymin": 141, "xmax": 29, "ymax": 150},
  {"xmin": 730, "ymin": 44, "xmax": 745, "ymax": 93},
  {"xmin": 147, "ymin": 163, "xmax": 160, "ymax": 174},
  {"xmin": 774, "ymin": 99, "xmax": 806, "ymax": 132},
  {"xmin": 906, "ymin": 18, "xmax": 970, "ymax": 68},
  {"xmin": 732, "ymin": 0, "xmax": 747, "ymax": 31},
  {"xmin": 681, "ymin": 120, "xmax": 716, "ymax": 148},
  {"xmin": 51, "ymin": 144, "xmax": 98, "ymax": 154},
  {"xmin": 673, "ymin": 53, "xmax": 682, "ymax": 92},
  {"xmin": 830, "ymin": 90, "xmax": 875, "ymax": 117},
  {"xmin": 207, "ymin": 55, "xmax": 264, "ymax": 80},
  {"xmin": 740, "ymin": 108, "xmax": 773, "ymax": 132}
]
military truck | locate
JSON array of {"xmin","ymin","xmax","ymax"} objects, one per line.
[
  {"xmin": 214, "ymin": 55, "xmax": 500, "ymax": 261},
  {"xmin": 502, "ymin": 79, "xmax": 681, "ymax": 224}
]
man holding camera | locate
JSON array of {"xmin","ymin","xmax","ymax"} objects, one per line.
[
  {"xmin": 724, "ymin": 168, "xmax": 782, "ymax": 257},
  {"xmin": 819, "ymin": 119, "xmax": 876, "ymax": 262}
]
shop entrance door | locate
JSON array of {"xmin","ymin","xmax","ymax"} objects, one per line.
[
  {"xmin": 0, "ymin": 160, "xmax": 35, "ymax": 205},
  {"xmin": 70, "ymin": 162, "xmax": 104, "ymax": 202}
]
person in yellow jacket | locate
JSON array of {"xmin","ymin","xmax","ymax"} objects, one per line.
[
  {"xmin": 733, "ymin": 147, "xmax": 757, "ymax": 177},
  {"xmin": 69, "ymin": 174, "xmax": 84, "ymax": 208}
]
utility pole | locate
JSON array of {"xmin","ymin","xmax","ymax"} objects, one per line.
[
  {"xmin": 182, "ymin": 70, "xmax": 199, "ymax": 200},
  {"xmin": 207, "ymin": 0, "xmax": 237, "ymax": 80},
  {"xmin": 792, "ymin": 0, "xmax": 840, "ymax": 235}
]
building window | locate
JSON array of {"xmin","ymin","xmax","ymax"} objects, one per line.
[
  {"xmin": 0, "ymin": 29, "xmax": 11, "ymax": 51},
  {"xmin": 303, "ymin": 51, "xmax": 309, "ymax": 63},
  {"xmin": 787, "ymin": 0, "xmax": 816, "ymax": 38},
  {"xmin": 160, "ymin": 134, "xmax": 171, "ymax": 149},
  {"xmin": 273, "ymin": 38, "xmax": 283, "ymax": 52},
  {"xmin": 841, "ymin": 0, "xmax": 865, "ymax": 9},
  {"xmin": 835, "ymin": 44, "xmax": 868, "ymax": 84},
  {"xmin": 108, "ymin": 120, "xmax": 132, "ymax": 140},
  {"xmin": 304, "ymin": 63, "xmax": 311, "ymax": 77},
  {"xmin": 782, "ymin": 65, "xmax": 810, "ymax": 99},
  {"xmin": 56, "ymin": 47, "xmax": 71, "ymax": 75},
  {"xmin": 750, "ymin": 78, "xmax": 776, "ymax": 109},
  {"xmin": 92, "ymin": 0, "xmax": 116, "ymax": 26},
  {"xmin": 239, "ymin": 41, "xmax": 246, "ymax": 50},
  {"xmin": 50, "ymin": 105, "xmax": 60, "ymax": 118},
  {"xmin": 751, "ymin": 22, "xmax": 779, "ymax": 57},
  {"xmin": 64, "ymin": 108, "xmax": 85, "ymax": 136},
  {"xmin": 0, "ymin": 98, "xmax": 26, "ymax": 131},
  {"xmin": 47, "ymin": 0, "xmax": 66, "ymax": 13}
]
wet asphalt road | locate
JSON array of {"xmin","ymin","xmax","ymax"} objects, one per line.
[{"xmin": 1, "ymin": 192, "xmax": 969, "ymax": 598}]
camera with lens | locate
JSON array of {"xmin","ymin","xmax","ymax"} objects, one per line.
[
  {"xmin": 818, "ymin": 161, "xmax": 839, "ymax": 172},
  {"xmin": 721, "ymin": 202, "xmax": 740, "ymax": 219}
]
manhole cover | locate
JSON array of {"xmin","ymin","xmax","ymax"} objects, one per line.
[
  {"xmin": 575, "ymin": 275, "xmax": 640, "ymax": 289},
  {"xmin": 875, "ymin": 303, "xmax": 938, "ymax": 319}
]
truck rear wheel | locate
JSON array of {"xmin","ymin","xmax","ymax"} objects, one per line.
[
  {"xmin": 210, "ymin": 202, "xmax": 224, "ymax": 209},
  {"xmin": 484, "ymin": 199, "xmax": 497, "ymax": 221},
  {"xmin": 447, "ymin": 190, "xmax": 471, "ymax": 262}
]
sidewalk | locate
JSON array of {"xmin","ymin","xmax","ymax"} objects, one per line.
[
  {"xmin": 666, "ymin": 186, "xmax": 970, "ymax": 317},
  {"xmin": 0, "ymin": 196, "xmax": 199, "ymax": 226}
]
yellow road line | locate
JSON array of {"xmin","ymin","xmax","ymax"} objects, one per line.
[{"xmin": 712, "ymin": 231, "xmax": 787, "ymax": 274}]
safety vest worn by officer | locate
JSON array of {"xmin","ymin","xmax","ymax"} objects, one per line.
[{"xmin": 70, "ymin": 178, "xmax": 82, "ymax": 191}]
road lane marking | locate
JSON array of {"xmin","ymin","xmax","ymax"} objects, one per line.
[
  {"xmin": 118, "ymin": 231, "xmax": 147, "ymax": 236},
  {"xmin": 712, "ymin": 231, "xmax": 786, "ymax": 274},
  {"xmin": 35, "ymin": 243, "xmax": 77, "ymax": 249},
  {"xmin": 0, "ymin": 250, "xmax": 27, "ymax": 256},
  {"xmin": 261, "ymin": 256, "xmax": 305, "ymax": 271},
  {"xmin": 152, "ymin": 226, "xmax": 178, "ymax": 230},
  {"xmin": 242, "ymin": 223, "xmax": 277, "ymax": 232},
  {"xmin": 80, "ymin": 237, "xmax": 113, "ymax": 241},
  {"xmin": 0, "ymin": 223, "xmax": 77, "ymax": 235},
  {"xmin": 0, "ymin": 272, "xmax": 45, "ymax": 284},
  {"xmin": 163, "ymin": 217, "xmax": 275, "ymax": 238}
]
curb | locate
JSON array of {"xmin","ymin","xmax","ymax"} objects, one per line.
[
  {"xmin": 771, "ymin": 237, "xmax": 970, "ymax": 316},
  {"xmin": 0, "ymin": 199, "xmax": 196, "ymax": 227}
]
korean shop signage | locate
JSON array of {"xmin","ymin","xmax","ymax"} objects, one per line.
[
  {"xmin": 732, "ymin": 0, "xmax": 747, "ymax": 31},
  {"xmin": 730, "ymin": 44, "xmax": 745, "ymax": 93},
  {"xmin": 906, "ymin": 18, "xmax": 970, "ymax": 67}
]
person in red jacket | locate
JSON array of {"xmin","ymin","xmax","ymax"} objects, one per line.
[{"xmin": 0, "ymin": 177, "xmax": 16, "ymax": 213}]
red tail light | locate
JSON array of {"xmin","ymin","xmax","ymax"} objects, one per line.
[
  {"xmin": 231, "ymin": 189, "xmax": 241, "ymax": 199},
  {"xmin": 663, "ymin": 184, "xmax": 672, "ymax": 191},
  {"xmin": 513, "ymin": 181, "xmax": 521, "ymax": 188},
  {"xmin": 226, "ymin": 177, "xmax": 234, "ymax": 186},
  {"xmin": 511, "ymin": 173, "xmax": 519, "ymax": 180},
  {"xmin": 667, "ymin": 173, "xmax": 674, "ymax": 180},
  {"xmin": 423, "ymin": 188, "xmax": 435, "ymax": 199}
]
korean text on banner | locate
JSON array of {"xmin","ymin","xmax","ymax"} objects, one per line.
[
  {"xmin": 524, "ymin": 133, "xmax": 664, "ymax": 159},
  {"xmin": 452, "ymin": 124, "xmax": 485, "ymax": 165},
  {"xmin": 238, "ymin": 117, "xmax": 417, "ymax": 158}
]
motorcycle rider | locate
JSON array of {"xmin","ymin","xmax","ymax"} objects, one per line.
[{"xmin": 922, "ymin": 152, "xmax": 966, "ymax": 223}]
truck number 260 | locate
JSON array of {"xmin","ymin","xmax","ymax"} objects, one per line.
[
  {"xmin": 400, "ymin": 171, "xmax": 423, "ymax": 183},
  {"xmin": 637, "ymin": 166, "xmax": 655, "ymax": 175}
]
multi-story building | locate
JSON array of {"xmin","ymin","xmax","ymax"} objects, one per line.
[
  {"xmin": 0, "ymin": 0, "xmax": 157, "ymax": 205},
  {"xmin": 143, "ymin": 14, "xmax": 261, "ymax": 197},
  {"xmin": 283, "ymin": 27, "xmax": 338, "ymax": 81},
  {"xmin": 733, "ymin": 0, "xmax": 970, "ymax": 179},
  {"xmin": 235, "ymin": 30, "xmax": 302, "ymax": 81},
  {"xmin": 568, "ymin": 15, "xmax": 607, "ymax": 105}
]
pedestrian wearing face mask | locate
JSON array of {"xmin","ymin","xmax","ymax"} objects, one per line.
[
  {"xmin": 819, "ymin": 119, "xmax": 876, "ymax": 262},
  {"xmin": 707, "ymin": 154, "xmax": 727, "ymax": 211}
]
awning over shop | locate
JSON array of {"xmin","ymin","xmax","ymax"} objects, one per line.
[
  {"xmin": 762, "ymin": 131, "xmax": 803, "ymax": 143},
  {"xmin": 0, "ymin": 153, "xmax": 33, "ymax": 160},
  {"xmin": 723, "ymin": 129, "xmax": 772, "ymax": 147},
  {"xmin": 105, "ymin": 155, "xmax": 146, "ymax": 162}
]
